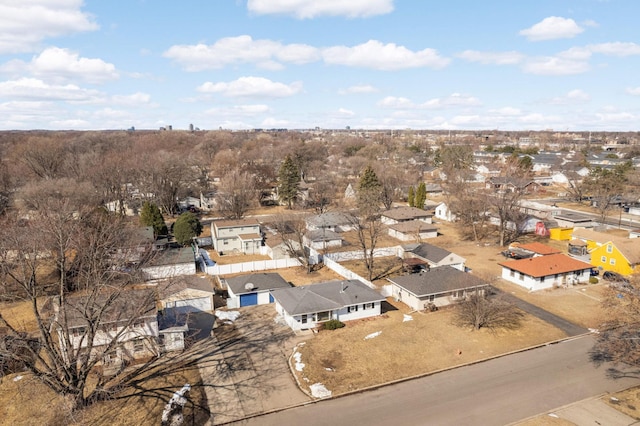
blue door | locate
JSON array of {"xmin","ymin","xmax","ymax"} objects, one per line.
[
  {"xmin": 269, "ymin": 294, "xmax": 274, "ymax": 303},
  {"xmin": 240, "ymin": 292, "xmax": 258, "ymax": 307}
]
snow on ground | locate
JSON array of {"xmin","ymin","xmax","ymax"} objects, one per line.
[
  {"xmin": 310, "ymin": 383, "xmax": 332, "ymax": 398},
  {"xmin": 403, "ymin": 314, "xmax": 413, "ymax": 322},
  {"xmin": 293, "ymin": 351, "xmax": 305, "ymax": 372},
  {"xmin": 364, "ymin": 331, "xmax": 382, "ymax": 340},
  {"xmin": 215, "ymin": 310, "xmax": 240, "ymax": 322}
]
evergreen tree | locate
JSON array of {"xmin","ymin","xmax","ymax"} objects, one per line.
[
  {"xmin": 277, "ymin": 155, "xmax": 300, "ymax": 209},
  {"xmin": 357, "ymin": 165, "xmax": 382, "ymax": 216},
  {"xmin": 415, "ymin": 182, "xmax": 427, "ymax": 210},
  {"xmin": 407, "ymin": 186, "xmax": 415, "ymax": 207},
  {"xmin": 139, "ymin": 201, "xmax": 167, "ymax": 237},
  {"xmin": 173, "ymin": 211, "xmax": 202, "ymax": 246}
]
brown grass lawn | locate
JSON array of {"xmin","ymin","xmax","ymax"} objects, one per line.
[
  {"xmin": 218, "ymin": 265, "xmax": 344, "ymax": 287},
  {"xmin": 604, "ymin": 385, "xmax": 640, "ymax": 420},
  {"xmin": 294, "ymin": 298, "xmax": 567, "ymax": 397},
  {"xmin": 0, "ymin": 360, "xmax": 208, "ymax": 425}
]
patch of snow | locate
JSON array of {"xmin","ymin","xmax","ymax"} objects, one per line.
[
  {"xmin": 310, "ymin": 383, "xmax": 332, "ymax": 398},
  {"xmin": 13, "ymin": 375, "xmax": 22, "ymax": 382},
  {"xmin": 215, "ymin": 310, "xmax": 240, "ymax": 322},
  {"xmin": 548, "ymin": 413, "xmax": 559, "ymax": 418},
  {"xmin": 588, "ymin": 328, "xmax": 600, "ymax": 334},
  {"xmin": 611, "ymin": 396, "xmax": 619, "ymax": 402},
  {"xmin": 161, "ymin": 383, "xmax": 191, "ymax": 423},
  {"xmin": 293, "ymin": 351, "xmax": 305, "ymax": 371},
  {"xmin": 365, "ymin": 331, "xmax": 382, "ymax": 340},
  {"xmin": 325, "ymin": 367, "xmax": 334, "ymax": 371},
  {"xmin": 403, "ymin": 314, "xmax": 413, "ymax": 322}
]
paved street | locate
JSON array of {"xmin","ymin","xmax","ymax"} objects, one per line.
[{"xmin": 232, "ymin": 335, "xmax": 640, "ymax": 426}]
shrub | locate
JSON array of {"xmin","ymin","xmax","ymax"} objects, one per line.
[
  {"xmin": 323, "ymin": 319, "xmax": 345, "ymax": 330},
  {"xmin": 589, "ymin": 277, "xmax": 599, "ymax": 284}
]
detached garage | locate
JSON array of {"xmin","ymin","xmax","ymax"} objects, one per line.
[
  {"xmin": 224, "ymin": 273, "xmax": 291, "ymax": 309},
  {"xmin": 159, "ymin": 275, "xmax": 215, "ymax": 313}
]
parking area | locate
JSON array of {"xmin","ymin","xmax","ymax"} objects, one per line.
[{"xmin": 192, "ymin": 304, "xmax": 312, "ymax": 425}]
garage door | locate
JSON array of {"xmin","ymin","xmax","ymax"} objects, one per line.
[
  {"xmin": 240, "ymin": 292, "xmax": 258, "ymax": 307},
  {"xmin": 175, "ymin": 297, "xmax": 212, "ymax": 313}
]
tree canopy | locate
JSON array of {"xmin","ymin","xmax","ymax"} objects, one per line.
[
  {"xmin": 173, "ymin": 211, "xmax": 202, "ymax": 246},
  {"xmin": 139, "ymin": 201, "xmax": 168, "ymax": 237},
  {"xmin": 277, "ymin": 155, "xmax": 300, "ymax": 209}
]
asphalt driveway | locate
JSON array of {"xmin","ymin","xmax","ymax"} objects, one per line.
[{"xmin": 192, "ymin": 304, "xmax": 311, "ymax": 425}]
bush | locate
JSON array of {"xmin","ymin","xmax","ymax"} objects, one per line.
[
  {"xmin": 589, "ymin": 277, "xmax": 599, "ymax": 284},
  {"xmin": 323, "ymin": 319, "xmax": 345, "ymax": 330}
]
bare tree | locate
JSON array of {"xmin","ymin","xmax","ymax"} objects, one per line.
[
  {"xmin": 216, "ymin": 170, "xmax": 257, "ymax": 219},
  {"xmin": 590, "ymin": 277, "xmax": 640, "ymax": 368},
  {"xmin": 455, "ymin": 290, "xmax": 524, "ymax": 330},
  {"xmin": 0, "ymin": 211, "xmax": 158, "ymax": 409},
  {"xmin": 272, "ymin": 213, "xmax": 312, "ymax": 272}
]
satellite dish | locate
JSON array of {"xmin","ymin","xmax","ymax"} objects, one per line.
[{"xmin": 245, "ymin": 282, "xmax": 255, "ymax": 291}]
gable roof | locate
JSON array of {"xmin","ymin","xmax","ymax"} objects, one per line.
[
  {"xmin": 388, "ymin": 220, "xmax": 437, "ymax": 234},
  {"xmin": 147, "ymin": 247, "xmax": 195, "ymax": 266},
  {"xmin": 305, "ymin": 229, "xmax": 342, "ymax": 242},
  {"xmin": 572, "ymin": 228, "xmax": 640, "ymax": 264},
  {"xmin": 498, "ymin": 253, "xmax": 592, "ymax": 278},
  {"xmin": 213, "ymin": 218, "xmax": 260, "ymax": 229},
  {"xmin": 225, "ymin": 272, "xmax": 291, "ymax": 295},
  {"xmin": 158, "ymin": 275, "xmax": 214, "ymax": 299},
  {"xmin": 389, "ymin": 266, "xmax": 488, "ymax": 297},
  {"xmin": 514, "ymin": 242, "xmax": 561, "ymax": 256},
  {"xmin": 381, "ymin": 206, "xmax": 432, "ymax": 221},
  {"xmin": 305, "ymin": 212, "xmax": 352, "ymax": 228},
  {"xmin": 404, "ymin": 242, "xmax": 454, "ymax": 263},
  {"xmin": 270, "ymin": 280, "xmax": 384, "ymax": 316}
]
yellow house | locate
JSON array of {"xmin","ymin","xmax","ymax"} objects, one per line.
[{"xmin": 571, "ymin": 228, "xmax": 640, "ymax": 275}]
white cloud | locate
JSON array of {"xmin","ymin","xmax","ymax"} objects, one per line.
[
  {"xmin": 626, "ymin": 87, "xmax": 640, "ymax": 96},
  {"xmin": 0, "ymin": 0, "xmax": 98, "ymax": 54},
  {"xmin": 261, "ymin": 117, "xmax": 290, "ymax": 127},
  {"xmin": 519, "ymin": 17, "xmax": 584, "ymax": 41},
  {"xmin": 549, "ymin": 89, "xmax": 591, "ymax": 105},
  {"xmin": 522, "ymin": 57, "xmax": 589, "ymax": 75},
  {"xmin": 489, "ymin": 107, "xmax": 522, "ymax": 116},
  {"xmin": 0, "ymin": 47, "xmax": 119, "ymax": 84},
  {"xmin": 588, "ymin": 42, "xmax": 640, "ymax": 57},
  {"xmin": 111, "ymin": 92, "xmax": 151, "ymax": 106},
  {"xmin": 197, "ymin": 76, "xmax": 303, "ymax": 98},
  {"xmin": 377, "ymin": 93, "xmax": 480, "ymax": 110},
  {"xmin": 247, "ymin": 0, "xmax": 394, "ymax": 19},
  {"xmin": 456, "ymin": 50, "xmax": 524, "ymax": 65},
  {"xmin": 337, "ymin": 108, "xmax": 355, "ymax": 117},
  {"xmin": 163, "ymin": 35, "xmax": 319, "ymax": 71},
  {"xmin": 0, "ymin": 77, "xmax": 102, "ymax": 102},
  {"xmin": 339, "ymin": 84, "xmax": 379, "ymax": 94},
  {"xmin": 322, "ymin": 40, "xmax": 450, "ymax": 70}
]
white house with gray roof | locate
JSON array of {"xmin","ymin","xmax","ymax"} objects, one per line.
[
  {"xmin": 388, "ymin": 266, "xmax": 489, "ymax": 310},
  {"xmin": 270, "ymin": 280, "xmax": 385, "ymax": 331},
  {"xmin": 305, "ymin": 212, "xmax": 355, "ymax": 233},
  {"xmin": 403, "ymin": 243, "xmax": 466, "ymax": 271},
  {"xmin": 224, "ymin": 272, "xmax": 292, "ymax": 308}
]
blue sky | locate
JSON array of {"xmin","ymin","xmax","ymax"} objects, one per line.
[{"xmin": 1, "ymin": 0, "xmax": 639, "ymax": 131}]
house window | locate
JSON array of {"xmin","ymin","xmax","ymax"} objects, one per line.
[
  {"xmin": 347, "ymin": 305, "xmax": 358, "ymax": 313},
  {"xmin": 510, "ymin": 270, "xmax": 515, "ymax": 277},
  {"xmin": 301, "ymin": 314, "xmax": 307, "ymax": 324},
  {"xmin": 607, "ymin": 244, "xmax": 613, "ymax": 253},
  {"xmin": 72, "ymin": 327, "xmax": 85, "ymax": 337},
  {"xmin": 363, "ymin": 303, "xmax": 374, "ymax": 310},
  {"xmin": 316, "ymin": 311, "xmax": 331, "ymax": 322},
  {"xmin": 610, "ymin": 258, "xmax": 616, "ymax": 265},
  {"xmin": 428, "ymin": 294, "xmax": 435, "ymax": 302},
  {"xmin": 224, "ymin": 240, "xmax": 229, "ymax": 245},
  {"xmin": 601, "ymin": 256, "xmax": 607, "ymax": 263},
  {"xmin": 519, "ymin": 272, "xmax": 524, "ymax": 281},
  {"xmin": 133, "ymin": 319, "xmax": 144, "ymax": 328}
]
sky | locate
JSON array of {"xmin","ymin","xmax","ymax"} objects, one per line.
[{"xmin": 1, "ymin": 0, "xmax": 639, "ymax": 131}]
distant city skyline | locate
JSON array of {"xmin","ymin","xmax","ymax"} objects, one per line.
[{"xmin": 1, "ymin": 0, "xmax": 639, "ymax": 131}]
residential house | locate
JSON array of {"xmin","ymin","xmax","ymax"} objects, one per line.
[
  {"xmin": 424, "ymin": 183, "xmax": 444, "ymax": 197},
  {"xmin": 571, "ymin": 228, "xmax": 640, "ymax": 275},
  {"xmin": 54, "ymin": 289, "xmax": 160, "ymax": 368},
  {"xmin": 434, "ymin": 202, "xmax": 456, "ymax": 222},
  {"xmin": 271, "ymin": 280, "xmax": 385, "ymax": 331},
  {"xmin": 387, "ymin": 221, "xmax": 438, "ymax": 241},
  {"xmin": 518, "ymin": 200, "xmax": 561, "ymax": 220},
  {"xmin": 211, "ymin": 218, "xmax": 262, "ymax": 255},
  {"xmin": 486, "ymin": 177, "xmax": 540, "ymax": 194},
  {"xmin": 510, "ymin": 242, "xmax": 562, "ymax": 257},
  {"xmin": 142, "ymin": 247, "xmax": 197, "ymax": 280},
  {"xmin": 303, "ymin": 229, "xmax": 343, "ymax": 250},
  {"xmin": 305, "ymin": 212, "xmax": 355, "ymax": 233},
  {"xmin": 388, "ymin": 266, "xmax": 489, "ymax": 310},
  {"xmin": 499, "ymin": 253, "xmax": 593, "ymax": 291},
  {"xmin": 158, "ymin": 275, "xmax": 215, "ymax": 313},
  {"xmin": 402, "ymin": 242, "xmax": 466, "ymax": 271},
  {"xmin": 224, "ymin": 272, "xmax": 292, "ymax": 308},
  {"xmin": 263, "ymin": 235, "xmax": 301, "ymax": 260},
  {"xmin": 380, "ymin": 206, "xmax": 433, "ymax": 225}
]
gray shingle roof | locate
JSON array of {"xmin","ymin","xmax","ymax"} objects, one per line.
[
  {"xmin": 389, "ymin": 266, "xmax": 488, "ymax": 297},
  {"xmin": 405, "ymin": 242, "xmax": 452, "ymax": 263},
  {"xmin": 381, "ymin": 206, "xmax": 432, "ymax": 221},
  {"xmin": 225, "ymin": 272, "xmax": 291, "ymax": 295},
  {"xmin": 270, "ymin": 280, "xmax": 384, "ymax": 316}
]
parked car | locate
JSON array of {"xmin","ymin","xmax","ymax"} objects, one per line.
[
  {"xmin": 590, "ymin": 268, "xmax": 600, "ymax": 276},
  {"xmin": 603, "ymin": 271, "xmax": 629, "ymax": 284}
]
